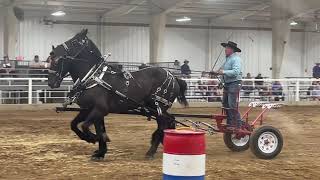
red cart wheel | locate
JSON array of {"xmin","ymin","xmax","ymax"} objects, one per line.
[
  {"xmin": 249, "ymin": 126, "xmax": 283, "ymax": 159},
  {"xmin": 223, "ymin": 133, "xmax": 250, "ymax": 152}
]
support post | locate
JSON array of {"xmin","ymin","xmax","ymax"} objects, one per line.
[
  {"xmin": 271, "ymin": 0, "xmax": 291, "ymax": 78},
  {"xmin": 3, "ymin": 5, "xmax": 18, "ymax": 59},
  {"xmin": 36, "ymin": 90, "xmax": 41, "ymax": 104},
  {"xmin": 0, "ymin": 90, "xmax": 2, "ymax": 104},
  {"xmin": 205, "ymin": 19, "xmax": 211, "ymax": 72},
  {"xmin": 149, "ymin": 13, "xmax": 166, "ymax": 63},
  {"xmin": 295, "ymin": 80, "xmax": 300, "ymax": 102},
  {"xmin": 96, "ymin": 15, "xmax": 103, "ymax": 53},
  {"xmin": 28, "ymin": 79, "xmax": 32, "ymax": 104}
]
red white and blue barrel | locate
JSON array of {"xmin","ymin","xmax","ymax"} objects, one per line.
[{"xmin": 163, "ymin": 129, "xmax": 206, "ymax": 180}]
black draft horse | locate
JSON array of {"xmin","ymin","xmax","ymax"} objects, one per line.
[{"xmin": 48, "ymin": 29, "xmax": 188, "ymax": 160}]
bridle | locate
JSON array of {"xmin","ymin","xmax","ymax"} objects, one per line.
[{"xmin": 48, "ymin": 36, "xmax": 92, "ymax": 81}]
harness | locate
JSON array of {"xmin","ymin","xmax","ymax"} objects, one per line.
[
  {"xmin": 62, "ymin": 55, "xmax": 175, "ymax": 119},
  {"xmin": 152, "ymin": 70, "xmax": 175, "ymax": 115},
  {"xmin": 51, "ymin": 36, "xmax": 175, "ymax": 118}
]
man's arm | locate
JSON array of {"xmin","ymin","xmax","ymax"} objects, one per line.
[
  {"xmin": 186, "ymin": 65, "xmax": 191, "ymax": 74},
  {"xmin": 222, "ymin": 57, "xmax": 241, "ymax": 77},
  {"xmin": 180, "ymin": 65, "xmax": 186, "ymax": 73}
]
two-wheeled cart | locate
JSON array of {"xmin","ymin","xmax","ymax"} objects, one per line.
[{"xmin": 171, "ymin": 102, "xmax": 284, "ymax": 159}]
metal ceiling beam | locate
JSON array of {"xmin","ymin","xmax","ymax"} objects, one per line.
[
  {"xmin": 162, "ymin": 0, "xmax": 191, "ymax": 14},
  {"xmin": 149, "ymin": 0, "xmax": 190, "ymax": 15},
  {"xmin": 20, "ymin": 4, "xmax": 108, "ymax": 11},
  {"xmin": 103, "ymin": 0, "xmax": 146, "ymax": 18},
  {"xmin": 13, "ymin": 0, "xmax": 125, "ymax": 10},
  {"xmin": 272, "ymin": 0, "xmax": 320, "ymax": 20},
  {"xmin": 213, "ymin": 3, "xmax": 270, "ymax": 21},
  {"xmin": 1, "ymin": 0, "xmax": 14, "ymax": 6}
]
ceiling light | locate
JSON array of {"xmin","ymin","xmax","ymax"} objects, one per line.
[
  {"xmin": 290, "ymin": 21, "xmax": 298, "ymax": 26},
  {"xmin": 176, "ymin": 16, "xmax": 191, "ymax": 22},
  {"xmin": 51, "ymin": 11, "xmax": 66, "ymax": 17}
]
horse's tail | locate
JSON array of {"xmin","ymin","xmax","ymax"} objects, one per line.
[{"xmin": 176, "ymin": 78, "xmax": 189, "ymax": 107}]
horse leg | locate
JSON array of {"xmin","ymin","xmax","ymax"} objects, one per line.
[
  {"xmin": 145, "ymin": 114, "xmax": 175, "ymax": 159},
  {"xmin": 71, "ymin": 110, "xmax": 98, "ymax": 144},
  {"xmin": 145, "ymin": 127, "xmax": 162, "ymax": 159},
  {"xmin": 81, "ymin": 108, "xmax": 108, "ymax": 160},
  {"xmin": 70, "ymin": 110, "xmax": 89, "ymax": 141},
  {"xmin": 100, "ymin": 120, "xmax": 111, "ymax": 142},
  {"xmin": 91, "ymin": 117, "xmax": 108, "ymax": 161},
  {"xmin": 81, "ymin": 114, "xmax": 99, "ymax": 144}
]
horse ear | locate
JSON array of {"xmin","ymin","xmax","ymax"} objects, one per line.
[
  {"xmin": 83, "ymin": 29, "xmax": 88, "ymax": 35},
  {"xmin": 52, "ymin": 45, "xmax": 55, "ymax": 50},
  {"xmin": 78, "ymin": 29, "xmax": 88, "ymax": 37}
]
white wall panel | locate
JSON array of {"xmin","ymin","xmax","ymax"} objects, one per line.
[
  {"xmin": 163, "ymin": 28, "xmax": 207, "ymax": 71},
  {"xmin": 0, "ymin": 10, "xmax": 4, "ymax": 58},
  {"xmin": 104, "ymin": 27, "xmax": 207, "ymax": 69},
  {"xmin": 256, "ymin": 30, "xmax": 272, "ymax": 77},
  {"xmin": 282, "ymin": 32, "xmax": 304, "ymax": 77},
  {"xmin": 305, "ymin": 32, "xmax": 320, "ymax": 76},
  {"xmin": 210, "ymin": 30, "xmax": 306, "ymax": 78},
  {"xmin": 210, "ymin": 29, "xmax": 272, "ymax": 77},
  {"xmin": 15, "ymin": 18, "xmax": 320, "ymax": 78},
  {"xmin": 17, "ymin": 18, "xmax": 98, "ymax": 61},
  {"xmin": 104, "ymin": 26, "xmax": 149, "ymax": 63}
]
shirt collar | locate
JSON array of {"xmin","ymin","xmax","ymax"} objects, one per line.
[{"xmin": 227, "ymin": 53, "xmax": 236, "ymax": 59}]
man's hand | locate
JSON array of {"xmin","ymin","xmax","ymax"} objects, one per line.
[
  {"xmin": 217, "ymin": 69, "xmax": 224, "ymax": 75},
  {"xmin": 210, "ymin": 69, "xmax": 224, "ymax": 75}
]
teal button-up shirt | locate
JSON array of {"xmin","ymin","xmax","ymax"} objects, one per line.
[{"xmin": 221, "ymin": 53, "xmax": 242, "ymax": 83}]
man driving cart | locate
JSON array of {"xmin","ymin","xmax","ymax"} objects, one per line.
[{"xmin": 211, "ymin": 41, "xmax": 243, "ymax": 128}]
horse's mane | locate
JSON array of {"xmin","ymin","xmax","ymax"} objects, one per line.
[{"xmin": 68, "ymin": 29, "xmax": 103, "ymax": 63}]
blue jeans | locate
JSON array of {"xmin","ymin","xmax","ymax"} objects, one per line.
[{"xmin": 222, "ymin": 81, "xmax": 242, "ymax": 127}]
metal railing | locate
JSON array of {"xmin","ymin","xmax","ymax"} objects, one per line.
[
  {"xmin": 185, "ymin": 78, "xmax": 320, "ymax": 102},
  {"xmin": 0, "ymin": 61, "xmax": 176, "ymax": 77},
  {"xmin": 0, "ymin": 78, "xmax": 320, "ymax": 104},
  {"xmin": 0, "ymin": 78, "xmax": 73, "ymax": 104}
]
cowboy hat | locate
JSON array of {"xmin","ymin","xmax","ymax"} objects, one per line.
[{"xmin": 221, "ymin": 41, "xmax": 241, "ymax": 52}]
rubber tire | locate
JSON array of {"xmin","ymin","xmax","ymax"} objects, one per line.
[
  {"xmin": 223, "ymin": 132, "xmax": 250, "ymax": 152},
  {"xmin": 249, "ymin": 126, "xmax": 283, "ymax": 159}
]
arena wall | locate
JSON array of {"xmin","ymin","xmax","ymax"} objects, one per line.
[
  {"xmin": 0, "ymin": 9, "xmax": 4, "ymax": 58},
  {"xmin": 9, "ymin": 14, "xmax": 320, "ymax": 78}
]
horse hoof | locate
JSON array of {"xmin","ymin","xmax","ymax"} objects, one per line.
[
  {"xmin": 91, "ymin": 150, "xmax": 106, "ymax": 161},
  {"xmin": 91, "ymin": 153, "xmax": 105, "ymax": 161},
  {"xmin": 91, "ymin": 156, "xmax": 104, "ymax": 161},
  {"xmin": 145, "ymin": 154, "xmax": 155, "ymax": 160}
]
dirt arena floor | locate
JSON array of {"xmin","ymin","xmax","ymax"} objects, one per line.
[{"xmin": 0, "ymin": 106, "xmax": 319, "ymax": 180}]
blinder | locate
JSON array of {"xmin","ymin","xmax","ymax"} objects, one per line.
[{"xmin": 50, "ymin": 36, "xmax": 90, "ymax": 80}]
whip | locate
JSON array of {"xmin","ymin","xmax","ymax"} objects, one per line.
[{"xmin": 210, "ymin": 32, "xmax": 233, "ymax": 71}]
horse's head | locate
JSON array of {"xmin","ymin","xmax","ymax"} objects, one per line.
[{"xmin": 48, "ymin": 29, "xmax": 100, "ymax": 88}]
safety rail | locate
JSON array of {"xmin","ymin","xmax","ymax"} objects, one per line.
[
  {"xmin": 184, "ymin": 78, "xmax": 320, "ymax": 102},
  {"xmin": 0, "ymin": 78, "xmax": 320, "ymax": 104}
]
